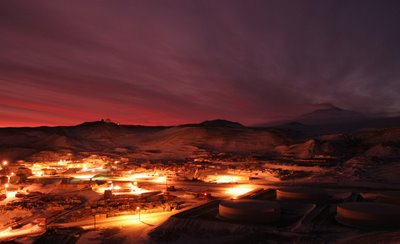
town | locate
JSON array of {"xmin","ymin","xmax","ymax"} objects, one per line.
[{"xmin": 1, "ymin": 152, "xmax": 399, "ymax": 242}]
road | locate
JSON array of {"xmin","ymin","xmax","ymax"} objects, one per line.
[
  {"xmin": 50, "ymin": 211, "xmax": 176, "ymax": 229},
  {"xmin": 0, "ymin": 224, "xmax": 45, "ymax": 241}
]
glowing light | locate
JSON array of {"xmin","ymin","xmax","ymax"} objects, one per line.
[
  {"xmin": 131, "ymin": 173, "xmax": 151, "ymax": 179},
  {"xmin": 216, "ymin": 175, "xmax": 237, "ymax": 183},
  {"xmin": 94, "ymin": 182, "xmax": 149, "ymax": 195},
  {"xmin": 123, "ymin": 173, "xmax": 167, "ymax": 182},
  {"xmin": 72, "ymin": 174, "xmax": 95, "ymax": 179},
  {"xmin": 33, "ymin": 171, "xmax": 43, "ymax": 177},
  {"xmin": 6, "ymin": 191, "xmax": 16, "ymax": 199},
  {"xmin": 207, "ymin": 175, "xmax": 245, "ymax": 183},
  {"xmin": 82, "ymin": 164, "xmax": 88, "ymax": 171},
  {"xmin": 225, "ymin": 185, "xmax": 254, "ymax": 199},
  {"xmin": 2, "ymin": 161, "xmax": 8, "ymax": 166},
  {"xmin": 152, "ymin": 176, "xmax": 166, "ymax": 183}
]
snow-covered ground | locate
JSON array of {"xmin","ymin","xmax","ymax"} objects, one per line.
[
  {"xmin": 0, "ymin": 209, "xmax": 32, "ymax": 228},
  {"xmin": 75, "ymin": 211, "xmax": 178, "ymax": 243},
  {"xmin": 0, "ymin": 224, "xmax": 44, "ymax": 241}
]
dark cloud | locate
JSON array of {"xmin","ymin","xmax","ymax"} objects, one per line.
[{"xmin": 0, "ymin": 0, "xmax": 399, "ymax": 127}]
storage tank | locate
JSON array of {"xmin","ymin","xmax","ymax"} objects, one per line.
[
  {"xmin": 336, "ymin": 202, "xmax": 400, "ymax": 228},
  {"xmin": 276, "ymin": 188, "xmax": 329, "ymax": 202},
  {"xmin": 379, "ymin": 191, "xmax": 400, "ymax": 205},
  {"xmin": 218, "ymin": 199, "xmax": 280, "ymax": 224}
]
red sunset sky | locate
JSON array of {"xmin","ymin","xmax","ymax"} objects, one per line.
[{"xmin": 1, "ymin": 0, "xmax": 400, "ymax": 127}]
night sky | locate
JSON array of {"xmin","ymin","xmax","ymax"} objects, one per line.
[{"xmin": 1, "ymin": 0, "xmax": 400, "ymax": 127}]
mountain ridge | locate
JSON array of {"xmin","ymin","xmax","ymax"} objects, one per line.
[{"xmin": 255, "ymin": 106, "xmax": 400, "ymax": 136}]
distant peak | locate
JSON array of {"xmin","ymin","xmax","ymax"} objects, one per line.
[
  {"xmin": 100, "ymin": 118, "xmax": 115, "ymax": 123},
  {"xmin": 312, "ymin": 107, "xmax": 344, "ymax": 114},
  {"xmin": 306, "ymin": 106, "xmax": 358, "ymax": 116},
  {"xmin": 198, "ymin": 119, "xmax": 244, "ymax": 128},
  {"xmin": 285, "ymin": 121, "xmax": 305, "ymax": 126},
  {"xmin": 298, "ymin": 105, "xmax": 366, "ymax": 125},
  {"xmin": 313, "ymin": 103, "xmax": 343, "ymax": 111},
  {"xmin": 78, "ymin": 119, "xmax": 119, "ymax": 127},
  {"xmin": 327, "ymin": 106, "xmax": 343, "ymax": 111}
]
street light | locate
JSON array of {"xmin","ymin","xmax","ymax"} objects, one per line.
[
  {"xmin": 93, "ymin": 214, "xmax": 96, "ymax": 230},
  {"xmin": 7, "ymin": 172, "xmax": 14, "ymax": 184},
  {"xmin": 136, "ymin": 206, "xmax": 141, "ymax": 221}
]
